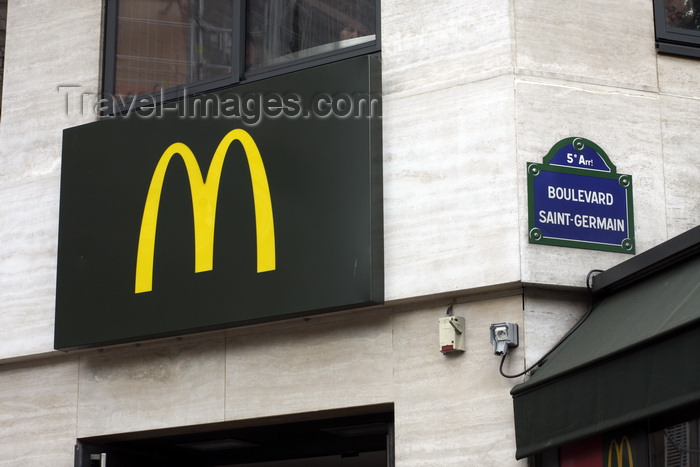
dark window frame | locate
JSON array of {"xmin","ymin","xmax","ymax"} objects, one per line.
[
  {"xmin": 101, "ymin": 0, "xmax": 381, "ymax": 115},
  {"xmin": 653, "ymin": 0, "xmax": 700, "ymax": 58}
]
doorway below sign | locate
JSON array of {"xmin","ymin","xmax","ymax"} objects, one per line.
[{"xmin": 76, "ymin": 406, "xmax": 394, "ymax": 467}]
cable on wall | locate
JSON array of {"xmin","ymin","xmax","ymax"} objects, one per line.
[{"xmin": 499, "ymin": 269, "xmax": 604, "ymax": 379}]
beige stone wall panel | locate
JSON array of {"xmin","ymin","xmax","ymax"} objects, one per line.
[
  {"xmin": 514, "ymin": 0, "xmax": 658, "ymax": 90},
  {"xmin": 383, "ymin": 76, "xmax": 520, "ymax": 300},
  {"xmin": 0, "ymin": 357, "xmax": 79, "ymax": 467},
  {"xmin": 657, "ymin": 54, "xmax": 700, "ymax": 98},
  {"xmin": 522, "ymin": 288, "xmax": 589, "ymax": 369},
  {"xmin": 660, "ymin": 94, "xmax": 700, "ymax": 237},
  {"xmin": 224, "ymin": 309, "xmax": 394, "ymax": 421},
  {"xmin": 392, "ymin": 295, "xmax": 526, "ymax": 466},
  {"xmin": 0, "ymin": 0, "xmax": 102, "ymax": 183},
  {"xmin": 0, "ymin": 174, "xmax": 60, "ymax": 359},
  {"xmin": 77, "ymin": 336, "xmax": 226, "ymax": 437},
  {"xmin": 381, "ymin": 0, "xmax": 513, "ymax": 97}
]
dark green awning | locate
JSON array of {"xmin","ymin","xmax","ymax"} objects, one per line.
[{"xmin": 511, "ymin": 227, "xmax": 700, "ymax": 459}]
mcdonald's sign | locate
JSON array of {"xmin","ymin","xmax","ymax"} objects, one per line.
[
  {"xmin": 607, "ymin": 436, "xmax": 634, "ymax": 467},
  {"xmin": 55, "ymin": 56, "xmax": 383, "ymax": 350},
  {"xmin": 558, "ymin": 431, "xmax": 646, "ymax": 467},
  {"xmin": 134, "ymin": 128, "xmax": 275, "ymax": 294}
]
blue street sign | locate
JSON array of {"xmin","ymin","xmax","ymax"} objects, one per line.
[{"xmin": 528, "ymin": 138, "xmax": 634, "ymax": 253}]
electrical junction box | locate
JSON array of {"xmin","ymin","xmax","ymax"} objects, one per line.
[{"xmin": 439, "ymin": 316, "xmax": 466, "ymax": 354}]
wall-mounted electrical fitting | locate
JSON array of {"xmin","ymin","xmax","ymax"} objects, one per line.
[
  {"xmin": 439, "ymin": 316, "xmax": 466, "ymax": 354},
  {"xmin": 489, "ymin": 322, "xmax": 518, "ymax": 355}
]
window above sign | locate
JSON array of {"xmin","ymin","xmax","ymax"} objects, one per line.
[
  {"xmin": 654, "ymin": 0, "xmax": 700, "ymax": 58},
  {"xmin": 102, "ymin": 0, "xmax": 379, "ymax": 114}
]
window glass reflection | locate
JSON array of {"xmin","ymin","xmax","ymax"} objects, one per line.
[
  {"xmin": 665, "ymin": 0, "xmax": 700, "ymax": 30},
  {"xmin": 246, "ymin": 0, "xmax": 376, "ymax": 71},
  {"xmin": 114, "ymin": 0, "xmax": 233, "ymax": 96}
]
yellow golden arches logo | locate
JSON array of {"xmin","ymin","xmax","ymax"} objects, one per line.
[
  {"xmin": 134, "ymin": 128, "xmax": 275, "ymax": 294},
  {"xmin": 608, "ymin": 436, "xmax": 634, "ymax": 467}
]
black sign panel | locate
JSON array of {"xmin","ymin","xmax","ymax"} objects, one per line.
[{"xmin": 55, "ymin": 56, "xmax": 383, "ymax": 350}]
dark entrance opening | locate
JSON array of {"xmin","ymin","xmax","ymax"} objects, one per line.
[{"xmin": 76, "ymin": 407, "xmax": 394, "ymax": 466}]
